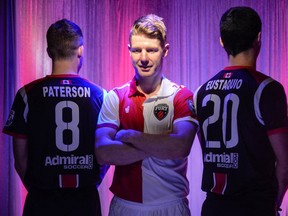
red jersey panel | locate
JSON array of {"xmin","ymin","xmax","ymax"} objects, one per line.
[{"xmin": 98, "ymin": 77, "xmax": 197, "ymax": 204}]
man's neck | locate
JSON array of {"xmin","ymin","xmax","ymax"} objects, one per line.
[
  {"xmin": 136, "ymin": 76, "xmax": 162, "ymax": 98},
  {"xmin": 228, "ymin": 49, "xmax": 257, "ymax": 69},
  {"xmin": 51, "ymin": 59, "xmax": 79, "ymax": 75}
]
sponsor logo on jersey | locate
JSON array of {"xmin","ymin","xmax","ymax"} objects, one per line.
[
  {"xmin": 5, "ymin": 110, "xmax": 15, "ymax": 127},
  {"xmin": 45, "ymin": 154, "xmax": 93, "ymax": 170},
  {"xmin": 204, "ymin": 152, "xmax": 238, "ymax": 169},
  {"xmin": 154, "ymin": 103, "xmax": 169, "ymax": 121}
]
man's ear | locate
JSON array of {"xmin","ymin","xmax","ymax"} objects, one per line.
[
  {"xmin": 220, "ymin": 37, "xmax": 224, "ymax": 47},
  {"xmin": 128, "ymin": 44, "xmax": 132, "ymax": 56},
  {"xmin": 47, "ymin": 48, "xmax": 52, "ymax": 58},
  {"xmin": 163, "ymin": 43, "xmax": 169, "ymax": 57},
  {"xmin": 77, "ymin": 45, "xmax": 84, "ymax": 58},
  {"xmin": 257, "ymin": 32, "xmax": 261, "ymax": 44}
]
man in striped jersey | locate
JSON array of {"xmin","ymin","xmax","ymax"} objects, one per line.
[{"xmin": 96, "ymin": 14, "xmax": 198, "ymax": 216}]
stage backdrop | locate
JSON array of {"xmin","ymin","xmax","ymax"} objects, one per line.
[{"xmin": 1, "ymin": 0, "xmax": 287, "ymax": 216}]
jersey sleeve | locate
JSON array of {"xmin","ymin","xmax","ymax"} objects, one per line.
[
  {"xmin": 260, "ymin": 80, "xmax": 288, "ymax": 134},
  {"xmin": 173, "ymin": 87, "xmax": 198, "ymax": 125},
  {"xmin": 2, "ymin": 87, "xmax": 28, "ymax": 138},
  {"xmin": 97, "ymin": 89, "xmax": 120, "ymax": 130}
]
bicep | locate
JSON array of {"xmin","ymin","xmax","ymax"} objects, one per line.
[
  {"xmin": 269, "ymin": 132, "xmax": 288, "ymax": 165},
  {"xmin": 173, "ymin": 121, "xmax": 197, "ymax": 142},
  {"xmin": 95, "ymin": 127, "xmax": 117, "ymax": 148},
  {"xmin": 173, "ymin": 120, "xmax": 198, "ymax": 148},
  {"xmin": 12, "ymin": 137, "xmax": 29, "ymax": 161}
]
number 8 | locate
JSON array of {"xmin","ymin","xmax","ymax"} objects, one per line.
[{"xmin": 55, "ymin": 101, "xmax": 79, "ymax": 152}]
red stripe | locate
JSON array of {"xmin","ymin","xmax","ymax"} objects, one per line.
[
  {"xmin": 60, "ymin": 174, "xmax": 78, "ymax": 188},
  {"xmin": 211, "ymin": 173, "xmax": 226, "ymax": 194}
]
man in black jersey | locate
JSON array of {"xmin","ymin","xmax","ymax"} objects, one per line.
[
  {"xmin": 3, "ymin": 19, "xmax": 108, "ymax": 216},
  {"xmin": 193, "ymin": 6, "xmax": 288, "ymax": 216}
]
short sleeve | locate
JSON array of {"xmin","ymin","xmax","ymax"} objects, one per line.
[
  {"xmin": 260, "ymin": 81, "xmax": 288, "ymax": 132},
  {"xmin": 97, "ymin": 90, "xmax": 120, "ymax": 130}
]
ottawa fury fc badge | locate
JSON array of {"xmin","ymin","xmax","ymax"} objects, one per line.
[{"xmin": 154, "ymin": 104, "xmax": 169, "ymax": 121}]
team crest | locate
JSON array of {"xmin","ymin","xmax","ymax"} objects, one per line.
[
  {"xmin": 154, "ymin": 104, "xmax": 169, "ymax": 121},
  {"xmin": 5, "ymin": 110, "xmax": 15, "ymax": 127}
]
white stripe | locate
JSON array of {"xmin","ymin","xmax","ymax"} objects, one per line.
[
  {"xmin": 59, "ymin": 174, "xmax": 79, "ymax": 188},
  {"xmin": 254, "ymin": 78, "xmax": 273, "ymax": 125},
  {"xmin": 19, "ymin": 87, "xmax": 28, "ymax": 123},
  {"xmin": 211, "ymin": 173, "xmax": 227, "ymax": 195},
  {"xmin": 59, "ymin": 175, "xmax": 62, "ymax": 188},
  {"xmin": 75, "ymin": 174, "xmax": 79, "ymax": 188},
  {"xmin": 193, "ymin": 85, "xmax": 202, "ymax": 116}
]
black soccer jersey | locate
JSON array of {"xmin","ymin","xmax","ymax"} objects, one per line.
[
  {"xmin": 3, "ymin": 74, "xmax": 107, "ymax": 189},
  {"xmin": 194, "ymin": 66, "xmax": 288, "ymax": 197}
]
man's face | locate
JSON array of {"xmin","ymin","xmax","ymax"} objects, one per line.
[{"xmin": 129, "ymin": 34, "xmax": 168, "ymax": 80}]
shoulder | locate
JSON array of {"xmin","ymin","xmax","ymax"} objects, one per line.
[
  {"xmin": 23, "ymin": 76, "xmax": 49, "ymax": 92},
  {"xmin": 110, "ymin": 81, "xmax": 132, "ymax": 98}
]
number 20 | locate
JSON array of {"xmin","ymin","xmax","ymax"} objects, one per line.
[
  {"xmin": 202, "ymin": 94, "xmax": 239, "ymax": 149},
  {"xmin": 55, "ymin": 101, "xmax": 79, "ymax": 152}
]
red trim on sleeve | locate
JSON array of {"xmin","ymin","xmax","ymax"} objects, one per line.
[
  {"xmin": 2, "ymin": 129, "xmax": 28, "ymax": 139},
  {"xmin": 97, "ymin": 123, "xmax": 119, "ymax": 130},
  {"xmin": 267, "ymin": 127, "xmax": 288, "ymax": 136}
]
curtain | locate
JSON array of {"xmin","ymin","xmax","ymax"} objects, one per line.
[
  {"xmin": 1, "ymin": 0, "xmax": 287, "ymax": 215},
  {"xmin": 1, "ymin": 0, "xmax": 25, "ymax": 216}
]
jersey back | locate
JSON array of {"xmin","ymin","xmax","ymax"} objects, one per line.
[
  {"xmin": 3, "ymin": 75, "xmax": 106, "ymax": 189},
  {"xmin": 194, "ymin": 66, "xmax": 288, "ymax": 197}
]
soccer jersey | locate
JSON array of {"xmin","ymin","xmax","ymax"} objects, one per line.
[
  {"xmin": 3, "ymin": 74, "xmax": 107, "ymax": 189},
  {"xmin": 97, "ymin": 77, "xmax": 197, "ymax": 204},
  {"xmin": 193, "ymin": 66, "xmax": 288, "ymax": 197}
]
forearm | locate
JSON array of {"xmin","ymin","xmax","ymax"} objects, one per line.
[
  {"xmin": 12, "ymin": 137, "xmax": 28, "ymax": 188},
  {"xmin": 121, "ymin": 131, "xmax": 189, "ymax": 159},
  {"xmin": 275, "ymin": 164, "xmax": 288, "ymax": 208},
  {"xmin": 95, "ymin": 127, "xmax": 148, "ymax": 166},
  {"xmin": 115, "ymin": 121, "xmax": 197, "ymax": 159},
  {"xmin": 96, "ymin": 141, "xmax": 147, "ymax": 165},
  {"xmin": 14, "ymin": 161, "xmax": 27, "ymax": 183},
  {"xmin": 269, "ymin": 131, "xmax": 288, "ymax": 208}
]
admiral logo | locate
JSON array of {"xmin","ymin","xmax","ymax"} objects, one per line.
[
  {"xmin": 204, "ymin": 152, "xmax": 238, "ymax": 169},
  {"xmin": 45, "ymin": 154, "xmax": 93, "ymax": 170},
  {"xmin": 154, "ymin": 104, "xmax": 169, "ymax": 121}
]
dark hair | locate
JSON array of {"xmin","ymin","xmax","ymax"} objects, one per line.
[
  {"xmin": 220, "ymin": 7, "xmax": 262, "ymax": 56},
  {"xmin": 46, "ymin": 19, "xmax": 83, "ymax": 60}
]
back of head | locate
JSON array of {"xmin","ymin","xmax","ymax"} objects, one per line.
[
  {"xmin": 46, "ymin": 19, "xmax": 83, "ymax": 61},
  {"xmin": 129, "ymin": 14, "xmax": 167, "ymax": 48},
  {"xmin": 220, "ymin": 6, "xmax": 262, "ymax": 56}
]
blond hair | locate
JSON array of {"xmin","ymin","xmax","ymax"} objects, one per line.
[{"xmin": 129, "ymin": 14, "xmax": 167, "ymax": 48}]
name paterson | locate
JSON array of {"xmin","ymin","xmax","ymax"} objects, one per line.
[{"xmin": 43, "ymin": 86, "xmax": 91, "ymax": 98}]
